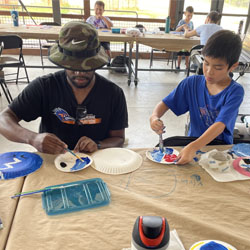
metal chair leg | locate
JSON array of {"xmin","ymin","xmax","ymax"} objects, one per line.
[
  {"xmin": 149, "ymin": 49, "xmax": 154, "ymax": 68},
  {"xmin": 0, "ymin": 77, "xmax": 13, "ymax": 104}
]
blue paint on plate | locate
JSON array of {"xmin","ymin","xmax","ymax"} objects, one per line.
[
  {"xmin": 150, "ymin": 148, "xmax": 176, "ymax": 162},
  {"xmin": 70, "ymin": 157, "xmax": 90, "ymax": 171},
  {"xmin": 232, "ymin": 143, "xmax": 250, "ymax": 157},
  {"xmin": 0, "ymin": 151, "xmax": 43, "ymax": 180},
  {"xmin": 200, "ymin": 241, "xmax": 228, "ymax": 250},
  {"xmin": 151, "ymin": 149, "xmax": 164, "ymax": 162}
]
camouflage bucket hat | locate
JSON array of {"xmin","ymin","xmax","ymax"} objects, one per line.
[{"xmin": 49, "ymin": 21, "xmax": 108, "ymax": 71}]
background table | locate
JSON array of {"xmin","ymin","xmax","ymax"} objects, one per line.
[
  {"xmin": 1, "ymin": 147, "xmax": 250, "ymax": 250},
  {"xmin": 0, "ymin": 177, "xmax": 24, "ymax": 250},
  {"xmin": 132, "ymin": 33, "xmax": 200, "ymax": 86}
]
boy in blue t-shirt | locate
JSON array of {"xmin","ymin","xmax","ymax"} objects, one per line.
[
  {"xmin": 175, "ymin": 6, "xmax": 194, "ymax": 70},
  {"xmin": 150, "ymin": 30, "xmax": 244, "ymax": 164},
  {"xmin": 86, "ymin": 1, "xmax": 113, "ymax": 62}
]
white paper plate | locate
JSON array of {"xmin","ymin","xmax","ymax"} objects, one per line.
[
  {"xmin": 146, "ymin": 147, "xmax": 179, "ymax": 164},
  {"xmin": 189, "ymin": 240, "xmax": 237, "ymax": 250},
  {"xmin": 54, "ymin": 152, "xmax": 93, "ymax": 172},
  {"xmin": 91, "ymin": 148, "xmax": 142, "ymax": 175}
]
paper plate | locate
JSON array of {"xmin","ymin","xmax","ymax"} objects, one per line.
[
  {"xmin": 189, "ymin": 240, "xmax": 237, "ymax": 250},
  {"xmin": 233, "ymin": 157, "xmax": 250, "ymax": 177},
  {"xmin": 231, "ymin": 143, "xmax": 250, "ymax": 157},
  {"xmin": 146, "ymin": 147, "xmax": 179, "ymax": 164},
  {"xmin": 91, "ymin": 148, "xmax": 142, "ymax": 175},
  {"xmin": 0, "ymin": 151, "xmax": 43, "ymax": 180},
  {"xmin": 54, "ymin": 152, "xmax": 93, "ymax": 172}
]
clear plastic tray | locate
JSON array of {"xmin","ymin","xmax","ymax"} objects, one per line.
[{"xmin": 41, "ymin": 178, "xmax": 111, "ymax": 216}]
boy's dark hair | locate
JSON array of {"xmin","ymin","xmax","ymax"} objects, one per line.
[
  {"xmin": 95, "ymin": 1, "xmax": 105, "ymax": 8},
  {"xmin": 202, "ymin": 30, "xmax": 242, "ymax": 68},
  {"xmin": 207, "ymin": 11, "xmax": 221, "ymax": 23},
  {"xmin": 186, "ymin": 6, "xmax": 194, "ymax": 13}
]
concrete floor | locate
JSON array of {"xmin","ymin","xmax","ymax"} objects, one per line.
[{"xmin": 0, "ymin": 56, "xmax": 249, "ymax": 153}]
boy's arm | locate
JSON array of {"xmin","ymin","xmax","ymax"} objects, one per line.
[
  {"xmin": 150, "ymin": 101, "xmax": 169, "ymax": 134},
  {"xmin": 101, "ymin": 16, "xmax": 113, "ymax": 29},
  {"xmin": 176, "ymin": 24, "xmax": 186, "ymax": 32},
  {"xmin": 0, "ymin": 108, "xmax": 67, "ymax": 154},
  {"xmin": 184, "ymin": 29, "xmax": 197, "ymax": 38},
  {"xmin": 176, "ymin": 121, "xmax": 226, "ymax": 164}
]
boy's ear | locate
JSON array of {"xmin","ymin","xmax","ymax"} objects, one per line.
[{"xmin": 229, "ymin": 61, "xmax": 239, "ymax": 72}]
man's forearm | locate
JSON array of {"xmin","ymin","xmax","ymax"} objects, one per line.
[{"xmin": 0, "ymin": 109, "xmax": 37, "ymax": 145}]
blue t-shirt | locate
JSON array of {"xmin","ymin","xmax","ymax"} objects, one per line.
[
  {"xmin": 196, "ymin": 23, "xmax": 223, "ymax": 45},
  {"xmin": 86, "ymin": 16, "xmax": 113, "ymax": 29},
  {"xmin": 176, "ymin": 19, "xmax": 194, "ymax": 31},
  {"xmin": 163, "ymin": 75, "xmax": 244, "ymax": 144}
]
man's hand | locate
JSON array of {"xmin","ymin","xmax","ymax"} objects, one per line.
[
  {"xmin": 74, "ymin": 136, "xmax": 98, "ymax": 153},
  {"xmin": 31, "ymin": 133, "xmax": 67, "ymax": 154}
]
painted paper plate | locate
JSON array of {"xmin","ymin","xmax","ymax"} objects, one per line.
[
  {"xmin": 231, "ymin": 143, "xmax": 250, "ymax": 157},
  {"xmin": 189, "ymin": 240, "xmax": 237, "ymax": 250},
  {"xmin": 0, "ymin": 151, "xmax": 43, "ymax": 180},
  {"xmin": 54, "ymin": 152, "xmax": 92, "ymax": 172},
  {"xmin": 91, "ymin": 148, "xmax": 142, "ymax": 175},
  {"xmin": 233, "ymin": 157, "xmax": 250, "ymax": 177},
  {"xmin": 146, "ymin": 147, "xmax": 179, "ymax": 164}
]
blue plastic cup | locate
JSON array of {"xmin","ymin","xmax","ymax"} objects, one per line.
[{"xmin": 10, "ymin": 10, "xmax": 19, "ymax": 27}]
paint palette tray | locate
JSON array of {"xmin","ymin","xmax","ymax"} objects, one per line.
[{"xmin": 42, "ymin": 178, "xmax": 111, "ymax": 216}]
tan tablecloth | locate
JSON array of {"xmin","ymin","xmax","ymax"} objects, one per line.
[
  {"xmin": 4, "ymin": 147, "xmax": 250, "ymax": 250},
  {"xmin": 0, "ymin": 177, "xmax": 24, "ymax": 250}
]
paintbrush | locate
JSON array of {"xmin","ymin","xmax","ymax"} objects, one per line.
[
  {"xmin": 157, "ymin": 118, "xmax": 164, "ymax": 153},
  {"xmin": 66, "ymin": 148, "xmax": 84, "ymax": 162},
  {"xmin": 159, "ymin": 133, "xmax": 164, "ymax": 153},
  {"xmin": 11, "ymin": 184, "xmax": 78, "ymax": 199}
]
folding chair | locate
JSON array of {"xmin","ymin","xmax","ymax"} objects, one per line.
[
  {"xmin": 186, "ymin": 44, "xmax": 204, "ymax": 77},
  {"xmin": 39, "ymin": 22, "xmax": 60, "ymax": 67},
  {"xmin": 149, "ymin": 27, "xmax": 177, "ymax": 69},
  {"xmin": 0, "ymin": 35, "xmax": 29, "ymax": 85},
  {"xmin": 0, "ymin": 70, "xmax": 13, "ymax": 104}
]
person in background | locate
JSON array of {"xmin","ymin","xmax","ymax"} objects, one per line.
[
  {"xmin": 184, "ymin": 10, "xmax": 222, "ymax": 45},
  {"xmin": 86, "ymin": 1, "xmax": 113, "ymax": 64},
  {"xmin": 150, "ymin": 30, "xmax": 244, "ymax": 164},
  {"xmin": 175, "ymin": 6, "xmax": 194, "ymax": 70},
  {"xmin": 0, "ymin": 21, "xmax": 128, "ymax": 155}
]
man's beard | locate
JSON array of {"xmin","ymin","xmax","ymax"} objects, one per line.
[{"xmin": 67, "ymin": 74, "xmax": 94, "ymax": 89}]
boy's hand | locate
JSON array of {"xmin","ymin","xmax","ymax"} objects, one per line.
[
  {"xmin": 175, "ymin": 143, "xmax": 197, "ymax": 165},
  {"xmin": 150, "ymin": 117, "xmax": 165, "ymax": 135}
]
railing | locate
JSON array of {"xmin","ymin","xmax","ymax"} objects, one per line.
[
  {"xmin": 0, "ymin": 4, "xmax": 165, "ymax": 54},
  {"xmin": 1, "ymin": 4, "xmax": 249, "ymax": 54}
]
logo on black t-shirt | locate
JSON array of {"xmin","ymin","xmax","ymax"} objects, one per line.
[{"xmin": 53, "ymin": 107, "xmax": 101, "ymax": 125}]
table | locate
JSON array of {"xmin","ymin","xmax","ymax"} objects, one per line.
[
  {"xmin": 1, "ymin": 146, "xmax": 250, "ymax": 250},
  {"xmin": 132, "ymin": 33, "xmax": 200, "ymax": 86},
  {"xmin": 0, "ymin": 24, "xmax": 134, "ymax": 84},
  {"xmin": 0, "ymin": 24, "xmax": 201, "ymax": 86},
  {"xmin": 0, "ymin": 177, "xmax": 24, "ymax": 250}
]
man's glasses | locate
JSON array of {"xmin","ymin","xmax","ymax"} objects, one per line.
[{"xmin": 76, "ymin": 106, "xmax": 87, "ymax": 125}]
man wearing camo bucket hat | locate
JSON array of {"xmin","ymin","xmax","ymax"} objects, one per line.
[{"xmin": 0, "ymin": 21, "xmax": 128, "ymax": 154}]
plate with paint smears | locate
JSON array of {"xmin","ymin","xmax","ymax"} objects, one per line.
[
  {"xmin": 146, "ymin": 147, "xmax": 179, "ymax": 164},
  {"xmin": 54, "ymin": 152, "xmax": 93, "ymax": 172},
  {"xmin": 233, "ymin": 156, "xmax": 250, "ymax": 177},
  {"xmin": 189, "ymin": 240, "xmax": 237, "ymax": 250}
]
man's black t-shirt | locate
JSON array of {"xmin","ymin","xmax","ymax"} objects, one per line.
[{"xmin": 9, "ymin": 70, "xmax": 128, "ymax": 149}]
